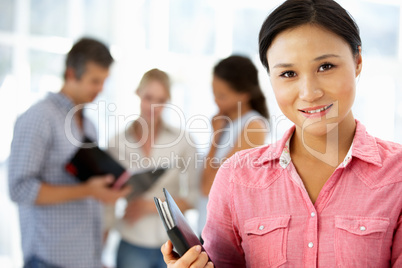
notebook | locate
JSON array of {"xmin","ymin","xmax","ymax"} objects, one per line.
[
  {"xmin": 65, "ymin": 137, "xmax": 166, "ymax": 197},
  {"xmin": 154, "ymin": 188, "xmax": 208, "ymax": 257}
]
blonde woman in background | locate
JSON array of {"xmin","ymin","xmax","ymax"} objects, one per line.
[{"xmin": 106, "ymin": 69, "xmax": 199, "ymax": 268}]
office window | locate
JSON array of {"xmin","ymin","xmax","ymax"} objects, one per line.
[
  {"xmin": 83, "ymin": 0, "xmax": 113, "ymax": 41},
  {"xmin": 30, "ymin": 0, "xmax": 68, "ymax": 36},
  {"xmin": 29, "ymin": 49, "xmax": 64, "ymax": 93},
  {"xmin": 337, "ymin": 0, "xmax": 401, "ymax": 141},
  {"xmin": 354, "ymin": 1, "xmax": 399, "ymax": 57},
  {"xmin": 0, "ymin": 45, "xmax": 12, "ymax": 86},
  {"xmin": 0, "ymin": 0, "xmax": 14, "ymax": 31},
  {"xmin": 141, "ymin": 0, "xmax": 152, "ymax": 50},
  {"xmin": 169, "ymin": 0, "xmax": 215, "ymax": 54},
  {"xmin": 232, "ymin": 9, "xmax": 268, "ymax": 56}
]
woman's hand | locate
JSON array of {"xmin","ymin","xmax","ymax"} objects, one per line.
[
  {"xmin": 211, "ymin": 113, "xmax": 229, "ymax": 146},
  {"xmin": 161, "ymin": 240, "xmax": 213, "ymax": 268}
]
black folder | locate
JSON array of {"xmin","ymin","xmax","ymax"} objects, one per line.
[
  {"xmin": 65, "ymin": 137, "xmax": 166, "ymax": 197},
  {"xmin": 65, "ymin": 137, "xmax": 125, "ymax": 184},
  {"xmin": 154, "ymin": 188, "xmax": 208, "ymax": 257}
]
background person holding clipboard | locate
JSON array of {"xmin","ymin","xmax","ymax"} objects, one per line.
[
  {"xmin": 105, "ymin": 69, "xmax": 199, "ymax": 268},
  {"xmin": 8, "ymin": 38, "xmax": 131, "ymax": 268}
]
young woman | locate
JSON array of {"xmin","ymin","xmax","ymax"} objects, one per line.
[
  {"xmin": 161, "ymin": 0, "xmax": 402, "ymax": 267},
  {"xmin": 105, "ymin": 69, "xmax": 199, "ymax": 268},
  {"xmin": 197, "ymin": 55, "xmax": 269, "ymax": 237}
]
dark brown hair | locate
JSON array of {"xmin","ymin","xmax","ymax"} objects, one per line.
[
  {"xmin": 259, "ymin": 0, "xmax": 361, "ymax": 72},
  {"xmin": 65, "ymin": 37, "xmax": 114, "ymax": 79},
  {"xmin": 213, "ymin": 55, "xmax": 269, "ymax": 119}
]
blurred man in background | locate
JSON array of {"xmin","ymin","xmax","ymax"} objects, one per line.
[{"xmin": 8, "ymin": 37, "xmax": 130, "ymax": 268}]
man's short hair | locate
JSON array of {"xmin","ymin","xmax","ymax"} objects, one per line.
[{"xmin": 65, "ymin": 37, "xmax": 114, "ymax": 79}]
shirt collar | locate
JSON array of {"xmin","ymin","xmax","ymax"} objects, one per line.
[
  {"xmin": 254, "ymin": 125, "xmax": 295, "ymax": 167},
  {"xmin": 349, "ymin": 120, "xmax": 382, "ymax": 167},
  {"xmin": 279, "ymin": 132, "xmax": 292, "ymax": 168},
  {"xmin": 48, "ymin": 92, "xmax": 76, "ymax": 112},
  {"xmin": 255, "ymin": 120, "xmax": 382, "ymax": 168}
]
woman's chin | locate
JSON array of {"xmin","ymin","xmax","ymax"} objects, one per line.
[{"xmin": 298, "ymin": 121, "xmax": 339, "ymax": 138}]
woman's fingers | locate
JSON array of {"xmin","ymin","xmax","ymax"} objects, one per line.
[
  {"xmin": 162, "ymin": 241, "xmax": 212, "ymax": 268},
  {"xmin": 175, "ymin": 246, "xmax": 211, "ymax": 268},
  {"xmin": 162, "ymin": 240, "xmax": 179, "ymax": 264},
  {"xmin": 206, "ymin": 261, "xmax": 214, "ymax": 268},
  {"xmin": 174, "ymin": 245, "xmax": 202, "ymax": 267}
]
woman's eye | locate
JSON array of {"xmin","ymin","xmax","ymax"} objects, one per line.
[
  {"xmin": 318, "ymin": 63, "xmax": 334, "ymax": 72},
  {"xmin": 280, "ymin": 71, "xmax": 296, "ymax": 78}
]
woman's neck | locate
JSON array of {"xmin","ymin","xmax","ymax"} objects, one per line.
[
  {"xmin": 133, "ymin": 117, "xmax": 161, "ymax": 139},
  {"xmin": 226, "ymin": 103, "xmax": 252, "ymax": 121},
  {"xmin": 291, "ymin": 115, "xmax": 356, "ymax": 168}
]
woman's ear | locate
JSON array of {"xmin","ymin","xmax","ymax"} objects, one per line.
[{"xmin": 355, "ymin": 46, "xmax": 363, "ymax": 77}]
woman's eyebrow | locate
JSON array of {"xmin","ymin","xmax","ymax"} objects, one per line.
[
  {"xmin": 273, "ymin": 54, "xmax": 340, "ymax": 69},
  {"xmin": 313, "ymin": 54, "xmax": 340, "ymax": 61},
  {"xmin": 273, "ymin": 63, "xmax": 294, "ymax": 69},
  {"xmin": 274, "ymin": 54, "xmax": 340, "ymax": 68}
]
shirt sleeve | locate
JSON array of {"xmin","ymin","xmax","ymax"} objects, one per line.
[
  {"xmin": 8, "ymin": 110, "xmax": 51, "ymax": 204},
  {"xmin": 202, "ymin": 156, "xmax": 246, "ymax": 267},
  {"xmin": 392, "ymin": 213, "xmax": 402, "ymax": 266}
]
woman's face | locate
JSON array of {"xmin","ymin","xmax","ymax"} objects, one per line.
[
  {"xmin": 137, "ymin": 80, "xmax": 169, "ymax": 123},
  {"xmin": 267, "ymin": 24, "xmax": 362, "ymax": 137},
  {"xmin": 212, "ymin": 75, "xmax": 249, "ymax": 116}
]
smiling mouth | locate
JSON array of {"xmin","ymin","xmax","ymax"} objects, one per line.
[{"xmin": 300, "ymin": 104, "xmax": 333, "ymax": 114}]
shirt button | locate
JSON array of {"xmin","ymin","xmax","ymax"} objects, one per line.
[
  {"xmin": 259, "ymin": 225, "xmax": 264, "ymax": 230},
  {"xmin": 308, "ymin": 242, "xmax": 314, "ymax": 248},
  {"xmin": 360, "ymin": 226, "xmax": 366, "ymax": 231},
  {"xmin": 311, "ymin": 212, "xmax": 316, "ymax": 217}
]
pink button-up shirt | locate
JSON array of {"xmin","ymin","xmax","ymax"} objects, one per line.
[{"xmin": 203, "ymin": 120, "xmax": 402, "ymax": 267}]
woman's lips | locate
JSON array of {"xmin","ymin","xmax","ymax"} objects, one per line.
[{"xmin": 299, "ymin": 104, "xmax": 333, "ymax": 118}]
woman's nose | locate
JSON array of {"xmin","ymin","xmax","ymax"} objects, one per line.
[{"xmin": 298, "ymin": 75, "xmax": 323, "ymax": 102}]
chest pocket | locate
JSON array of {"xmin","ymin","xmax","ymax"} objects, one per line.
[
  {"xmin": 243, "ymin": 215, "xmax": 290, "ymax": 268},
  {"xmin": 334, "ymin": 216, "xmax": 390, "ymax": 267}
]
